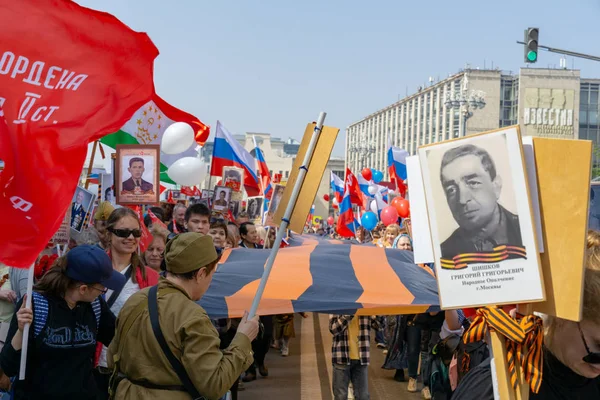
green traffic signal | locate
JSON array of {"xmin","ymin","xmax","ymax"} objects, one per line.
[{"xmin": 527, "ymin": 51, "xmax": 538, "ymax": 62}]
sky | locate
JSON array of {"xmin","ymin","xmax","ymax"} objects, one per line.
[{"xmin": 78, "ymin": 0, "xmax": 600, "ymax": 158}]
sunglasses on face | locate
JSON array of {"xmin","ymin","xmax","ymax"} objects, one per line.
[
  {"xmin": 108, "ymin": 228, "xmax": 142, "ymax": 238},
  {"xmin": 79, "ymin": 285, "xmax": 108, "ymax": 295},
  {"xmin": 578, "ymin": 323, "xmax": 600, "ymax": 364}
]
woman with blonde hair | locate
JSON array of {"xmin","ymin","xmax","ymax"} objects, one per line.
[
  {"xmin": 377, "ymin": 224, "xmax": 402, "ymax": 248},
  {"xmin": 93, "ymin": 207, "xmax": 159, "ymax": 399},
  {"xmin": 453, "ymin": 230, "xmax": 600, "ymax": 399}
]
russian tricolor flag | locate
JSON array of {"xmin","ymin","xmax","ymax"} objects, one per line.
[
  {"xmin": 357, "ymin": 174, "xmax": 371, "ymax": 197},
  {"xmin": 211, "ymin": 121, "xmax": 261, "ymax": 196},
  {"xmin": 387, "ymin": 135, "xmax": 409, "ymax": 196},
  {"xmin": 252, "ymin": 136, "xmax": 273, "ymax": 199},
  {"xmin": 330, "ymin": 172, "xmax": 344, "ymax": 203},
  {"xmin": 336, "ymin": 186, "xmax": 359, "ymax": 238}
]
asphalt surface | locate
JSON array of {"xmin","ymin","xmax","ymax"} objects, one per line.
[{"xmin": 239, "ymin": 313, "xmax": 423, "ymax": 400}]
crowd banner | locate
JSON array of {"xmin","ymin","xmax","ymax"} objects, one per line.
[
  {"xmin": 201, "ymin": 235, "xmax": 439, "ymax": 318},
  {"xmin": 248, "ymin": 112, "xmax": 329, "ymax": 318}
]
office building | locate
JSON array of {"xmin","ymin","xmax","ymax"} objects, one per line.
[{"xmin": 346, "ymin": 67, "xmax": 592, "ymax": 175}]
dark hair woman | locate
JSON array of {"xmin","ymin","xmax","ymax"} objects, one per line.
[
  {"xmin": 93, "ymin": 207, "xmax": 159, "ymax": 398},
  {"xmin": 0, "ymin": 246, "xmax": 125, "ymax": 399}
]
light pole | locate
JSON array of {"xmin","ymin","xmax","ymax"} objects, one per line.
[
  {"xmin": 444, "ymin": 77, "xmax": 486, "ymax": 137},
  {"xmin": 348, "ymin": 131, "xmax": 376, "ymax": 171}
]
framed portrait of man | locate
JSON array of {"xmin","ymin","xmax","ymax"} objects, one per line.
[
  {"xmin": 222, "ymin": 167, "xmax": 244, "ymax": 192},
  {"xmin": 418, "ymin": 126, "xmax": 543, "ymax": 309},
  {"xmin": 70, "ymin": 186, "xmax": 95, "ymax": 234},
  {"xmin": 115, "ymin": 145, "xmax": 160, "ymax": 205},
  {"xmin": 212, "ymin": 186, "xmax": 232, "ymax": 212},
  {"xmin": 228, "ymin": 200, "xmax": 241, "ymax": 219},
  {"xmin": 246, "ymin": 196, "xmax": 264, "ymax": 223},
  {"xmin": 264, "ymin": 184, "xmax": 285, "ymax": 226}
]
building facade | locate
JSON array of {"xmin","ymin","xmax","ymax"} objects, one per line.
[
  {"xmin": 202, "ymin": 132, "xmax": 344, "ymax": 218},
  {"xmin": 346, "ymin": 67, "xmax": 590, "ymax": 176}
]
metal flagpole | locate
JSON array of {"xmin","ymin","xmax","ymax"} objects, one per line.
[
  {"xmin": 248, "ymin": 112, "xmax": 326, "ymax": 318},
  {"xmin": 19, "ymin": 263, "xmax": 35, "ymax": 380}
]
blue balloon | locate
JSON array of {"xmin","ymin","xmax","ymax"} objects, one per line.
[
  {"xmin": 372, "ymin": 170, "xmax": 383, "ymax": 183},
  {"xmin": 361, "ymin": 211, "xmax": 378, "ymax": 231}
]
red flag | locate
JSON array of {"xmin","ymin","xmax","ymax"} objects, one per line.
[
  {"xmin": 159, "ymin": 184, "xmax": 168, "ymax": 195},
  {"xmin": 148, "ymin": 209, "xmax": 168, "ymax": 231},
  {"xmin": 345, "ymin": 168, "xmax": 363, "ymax": 206},
  {"xmin": 132, "ymin": 206, "xmax": 152, "ymax": 253},
  {"xmin": 180, "ymin": 186, "xmax": 195, "ymax": 196},
  {"xmin": 0, "ymin": 1, "xmax": 158, "ymax": 267}
]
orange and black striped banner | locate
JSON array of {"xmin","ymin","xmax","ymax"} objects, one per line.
[
  {"xmin": 441, "ymin": 244, "xmax": 527, "ymax": 270},
  {"xmin": 200, "ymin": 235, "xmax": 439, "ymax": 318},
  {"xmin": 462, "ymin": 307, "xmax": 544, "ymax": 394}
]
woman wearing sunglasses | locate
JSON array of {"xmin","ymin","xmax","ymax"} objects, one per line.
[
  {"xmin": 453, "ymin": 230, "xmax": 600, "ymax": 399},
  {"xmin": 0, "ymin": 245, "xmax": 126, "ymax": 399},
  {"xmin": 93, "ymin": 207, "xmax": 159, "ymax": 399}
]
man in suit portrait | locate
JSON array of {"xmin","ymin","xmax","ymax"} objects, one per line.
[
  {"xmin": 71, "ymin": 190, "xmax": 87, "ymax": 231},
  {"xmin": 121, "ymin": 157, "xmax": 154, "ymax": 194},
  {"xmin": 439, "ymin": 144, "xmax": 522, "ymax": 260},
  {"xmin": 214, "ymin": 190, "xmax": 228, "ymax": 208}
]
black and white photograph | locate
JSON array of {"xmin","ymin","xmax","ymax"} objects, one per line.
[
  {"xmin": 418, "ymin": 126, "xmax": 543, "ymax": 308},
  {"xmin": 70, "ymin": 186, "xmax": 95, "ymax": 233},
  {"xmin": 211, "ymin": 186, "xmax": 232, "ymax": 212},
  {"xmin": 246, "ymin": 197, "xmax": 264, "ymax": 222},
  {"xmin": 228, "ymin": 200, "xmax": 241, "ymax": 219},
  {"xmin": 201, "ymin": 189, "xmax": 214, "ymax": 200}
]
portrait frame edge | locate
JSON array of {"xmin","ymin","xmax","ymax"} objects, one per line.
[
  {"xmin": 114, "ymin": 144, "xmax": 161, "ymax": 206},
  {"xmin": 417, "ymin": 124, "xmax": 545, "ymax": 309}
]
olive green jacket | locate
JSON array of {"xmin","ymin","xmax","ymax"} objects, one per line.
[{"xmin": 108, "ymin": 279, "xmax": 253, "ymax": 400}]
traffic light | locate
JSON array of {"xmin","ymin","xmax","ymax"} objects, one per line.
[{"xmin": 525, "ymin": 28, "xmax": 539, "ymax": 63}]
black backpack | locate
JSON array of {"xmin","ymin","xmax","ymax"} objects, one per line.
[
  {"xmin": 429, "ymin": 334, "xmax": 461, "ymax": 400},
  {"xmin": 456, "ymin": 339, "xmax": 490, "ymax": 384}
]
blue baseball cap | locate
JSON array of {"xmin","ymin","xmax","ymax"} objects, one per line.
[{"xmin": 65, "ymin": 245, "xmax": 126, "ymax": 291}]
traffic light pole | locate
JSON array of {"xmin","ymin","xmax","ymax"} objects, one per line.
[{"xmin": 517, "ymin": 41, "xmax": 600, "ymax": 63}]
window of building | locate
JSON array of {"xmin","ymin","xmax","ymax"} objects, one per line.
[{"xmin": 285, "ymin": 171, "xmax": 289, "ymax": 179}]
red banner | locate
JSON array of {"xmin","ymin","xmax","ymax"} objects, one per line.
[{"xmin": 0, "ymin": 0, "xmax": 158, "ymax": 267}]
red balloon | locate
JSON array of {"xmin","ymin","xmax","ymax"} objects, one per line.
[
  {"xmin": 327, "ymin": 216, "xmax": 334, "ymax": 225},
  {"xmin": 361, "ymin": 167, "xmax": 372, "ymax": 181},
  {"xmin": 323, "ymin": 194, "xmax": 330, "ymax": 202},
  {"xmin": 332, "ymin": 203, "xmax": 339, "ymax": 209},
  {"xmin": 397, "ymin": 199, "xmax": 410, "ymax": 218},
  {"xmin": 391, "ymin": 196, "xmax": 405, "ymax": 214},
  {"xmin": 381, "ymin": 206, "xmax": 399, "ymax": 226}
]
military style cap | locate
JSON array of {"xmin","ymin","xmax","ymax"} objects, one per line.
[{"xmin": 165, "ymin": 232, "xmax": 218, "ymax": 274}]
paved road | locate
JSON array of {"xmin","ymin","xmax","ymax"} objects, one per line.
[{"xmin": 239, "ymin": 313, "xmax": 423, "ymax": 400}]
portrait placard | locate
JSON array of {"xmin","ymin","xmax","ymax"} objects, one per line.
[
  {"xmin": 100, "ymin": 174, "xmax": 116, "ymax": 205},
  {"xmin": 264, "ymin": 184, "xmax": 285, "ymax": 227},
  {"xmin": 212, "ymin": 186, "xmax": 232, "ymax": 212},
  {"xmin": 246, "ymin": 196, "xmax": 264, "ymax": 224},
  {"xmin": 228, "ymin": 200, "xmax": 241, "ymax": 219},
  {"xmin": 51, "ymin": 207, "xmax": 72, "ymax": 245},
  {"xmin": 418, "ymin": 126, "xmax": 544, "ymax": 309},
  {"xmin": 69, "ymin": 186, "xmax": 96, "ymax": 234},
  {"xmin": 115, "ymin": 145, "xmax": 160, "ymax": 205},
  {"xmin": 222, "ymin": 167, "xmax": 244, "ymax": 192}
]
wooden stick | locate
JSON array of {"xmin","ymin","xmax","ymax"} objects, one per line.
[{"xmin": 85, "ymin": 140, "xmax": 99, "ymax": 189}]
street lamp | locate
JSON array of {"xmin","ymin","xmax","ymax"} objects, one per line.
[
  {"xmin": 444, "ymin": 79, "xmax": 486, "ymax": 137},
  {"xmin": 348, "ymin": 131, "xmax": 376, "ymax": 171}
]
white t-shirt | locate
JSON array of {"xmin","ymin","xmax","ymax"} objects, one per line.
[{"xmin": 98, "ymin": 265, "xmax": 140, "ymax": 368}]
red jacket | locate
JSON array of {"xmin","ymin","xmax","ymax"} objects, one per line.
[{"xmin": 94, "ymin": 266, "xmax": 159, "ymax": 367}]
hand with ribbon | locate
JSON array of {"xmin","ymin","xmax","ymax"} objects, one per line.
[{"xmin": 462, "ymin": 306, "xmax": 544, "ymax": 394}]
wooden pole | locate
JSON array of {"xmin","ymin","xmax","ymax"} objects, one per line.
[{"xmin": 85, "ymin": 140, "xmax": 98, "ymax": 189}]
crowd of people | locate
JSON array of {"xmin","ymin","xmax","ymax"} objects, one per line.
[{"xmin": 0, "ymin": 198, "xmax": 598, "ymax": 400}]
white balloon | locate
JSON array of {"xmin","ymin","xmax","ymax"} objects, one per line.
[
  {"xmin": 370, "ymin": 199, "xmax": 378, "ymax": 215},
  {"xmin": 332, "ymin": 198, "xmax": 339, "ymax": 205},
  {"xmin": 167, "ymin": 157, "xmax": 207, "ymax": 186},
  {"xmin": 161, "ymin": 122, "xmax": 195, "ymax": 155},
  {"xmin": 368, "ymin": 184, "xmax": 378, "ymax": 195}
]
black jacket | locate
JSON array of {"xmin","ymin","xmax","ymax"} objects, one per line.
[
  {"xmin": 0, "ymin": 293, "xmax": 116, "ymax": 400},
  {"xmin": 453, "ymin": 349, "xmax": 600, "ymax": 400}
]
